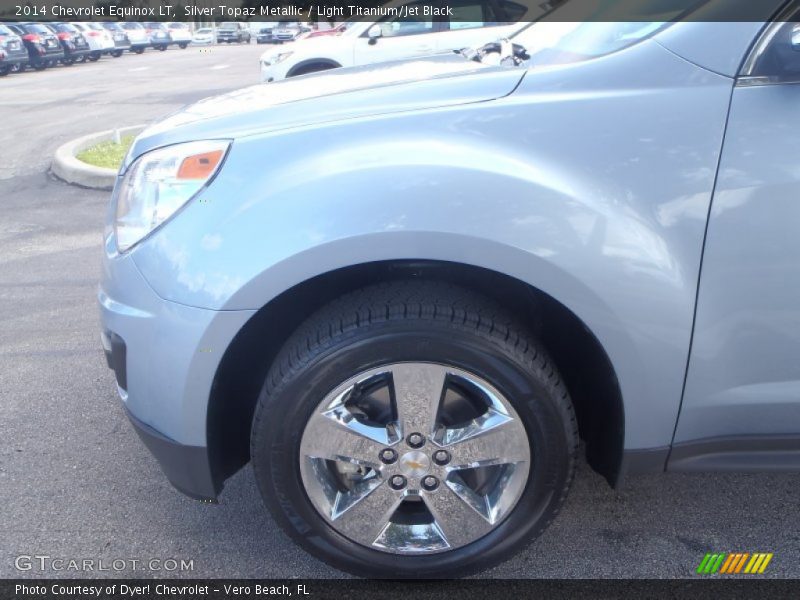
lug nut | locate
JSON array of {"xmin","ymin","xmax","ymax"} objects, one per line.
[
  {"xmin": 406, "ymin": 432, "xmax": 425, "ymax": 448},
  {"xmin": 433, "ymin": 449, "xmax": 451, "ymax": 465},
  {"xmin": 389, "ymin": 475, "xmax": 407, "ymax": 490},
  {"xmin": 421, "ymin": 476, "xmax": 439, "ymax": 491},
  {"xmin": 379, "ymin": 448, "xmax": 398, "ymax": 464}
]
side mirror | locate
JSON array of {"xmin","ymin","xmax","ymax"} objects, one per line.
[{"xmin": 367, "ymin": 24, "xmax": 382, "ymax": 45}]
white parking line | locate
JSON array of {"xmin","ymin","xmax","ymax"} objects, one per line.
[{"xmin": 211, "ymin": 64, "xmax": 230, "ymax": 70}]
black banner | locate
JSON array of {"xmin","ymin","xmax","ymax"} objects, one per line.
[
  {"xmin": 4, "ymin": 579, "xmax": 800, "ymax": 600},
  {"xmin": 0, "ymin": 0, "xmax": 796, "ymax": 23}
]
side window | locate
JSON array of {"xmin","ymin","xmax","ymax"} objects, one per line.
[
  {"xmin": 378, "ymin": 1, "xmax": 436, "ymax": 37},
  {"xmin": 449, "ymin": 0, "xmax": 489, "ymax": 30},
  {"xmin": 447, "ymin": 0, "xmax": 530, "ymax": 31},
  {"xmin": 742, "ymin": 12, "xmax": 800, "ymax": 83}
]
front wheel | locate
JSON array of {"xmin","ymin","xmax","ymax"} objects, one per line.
[
  {"xmin": 111, "ymin": 50, "xmax": 123, "ymax": 57},
  {"xmin": 0, "ymin": 66, "xmax": 10, "ymax": 76},
  {"xmin": 251, "ymin": 281, "xmax": 578, "ymax": 578},
  {"xmin": 88, "ymin": 53, "xmax": 100, "ymax": 62},
  {"xmin": 179, "ymin": 42, "xmax": 188, "ymax": 49}
]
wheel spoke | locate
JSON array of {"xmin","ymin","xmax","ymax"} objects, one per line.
[
  {"xmin": 330, "ymin": 481, "xmax": 403, "ymax": 547},
  {"xmin": 301, "ymin": 411, "xmax": 387, "ymax": 466},
  {"xmin": 446, "ymin": 418, "xmax": 529, "ymax": 468},
  {"xmin": 422, "ymin": 484, "xmax": 494, "ymax": 547},
  {"xmin": 389, "ymin": 363, "xmax": 448, "ymax": 437}
]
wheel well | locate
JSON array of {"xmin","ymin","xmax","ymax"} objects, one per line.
[
  {"xmin": 207, "ymin": 261, "xmax": 624, "ymax": 492},
  {"xmin": 286, "ymin": 59, "xmax": 341, "ymax": 78}
]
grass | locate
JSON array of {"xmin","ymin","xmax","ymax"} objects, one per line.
[{"xmin": 76, "ymin": 134, "xmax": 136, "ymax": 170}]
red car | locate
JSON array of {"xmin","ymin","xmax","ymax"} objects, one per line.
[{"xmin": 298, "ymin": 22, "xmax": 350, "ymax": 40}]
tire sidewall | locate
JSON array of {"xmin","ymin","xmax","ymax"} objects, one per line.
[{"xmin": 252, "ymin": 319, "xmax": 572, "ymax": 578}]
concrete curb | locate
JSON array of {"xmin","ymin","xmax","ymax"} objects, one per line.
[{"xmin": 51, "ymin": 125, "xmax": 146, "ymax": 191}]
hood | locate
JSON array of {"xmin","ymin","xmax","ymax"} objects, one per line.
[{"xmin": 127, "ymin": 54, "xmax": 525, "ymax": 163}]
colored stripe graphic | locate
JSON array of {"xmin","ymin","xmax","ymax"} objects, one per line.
[
  {"xmin": 699, "ymin": 553, "xmax": 773, "ymax": 575},
  {"xmin": 697, "ymin": 554, "xmax": 712, "ymax": 574},
  {"xmin": 720, "ymin": 554, "xmax": 736, "ymax": 574}
]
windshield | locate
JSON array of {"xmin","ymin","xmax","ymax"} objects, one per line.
[
  {"xmin": 511, "ymin": 0, "xmax": 705, "ymax": 66},
  {"xmin": 219, "ymin": 22, "xmax": 238, "ymax": 29},
  {"xmin": 121, "ymin": 22, "xmax": 144, "ymax": 30},
  {"xmin": 0, "ymin": 24, "xmax": 15, "ymax": 36},
  {"xmin": 52, "ymin": 23, "xmax": 78, "ymax": 33},
  {"xmin": 24, "ymin": 24, "xmax": 53, "ymax": 35}
]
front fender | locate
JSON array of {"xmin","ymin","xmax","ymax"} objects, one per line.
[{"xmin": 131, "ymin": 40, "xmax": 733, "ymax": 451}]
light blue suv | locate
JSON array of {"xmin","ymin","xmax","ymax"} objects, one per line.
[{"xmin": 100, "ymin": 1, "xmax": 800, "ymax": 577}]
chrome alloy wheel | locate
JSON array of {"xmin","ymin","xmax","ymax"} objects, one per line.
[{"xmin": 299, "ymin": 362, "xmax": 531, "ymax": 554}]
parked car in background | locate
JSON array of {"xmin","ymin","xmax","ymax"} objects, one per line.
[
  {"xmin": 101, "ymin": 2, "xmax": 800, "ymax": 580},
  {"xmin": 255, "ymin": 23, "xmax": 279, "ymax": 44},
  {"xmin": 71, "ymin": 22, "xmax": 114, "ymax": 61},
  {"xmin": 120, "ymin": 22, "xmax": 150, "ymax": 54},
  {"xmin": 102, "ymin": 22, "xmax": 132, "ymax": 57},
  {"xmin": 48, "ymin": 22, "xmax": 91, "ymax": 65},
  {"xmin": 299, "ymin": 22, "xmax": 351, "ymax": 40},
  {"xmin": 216, "ymin": 22, "xmax": 251, "ymax": 44},
  {"xmin": 144, "ymin": 22, "xmax": 173, "ymax": 51},
  {"xmin": 9, "ymin": 22, "xmax": 64, "ymax": 70},
  {"xmin": 271, "ymin": 21, "xmax": 309, "ymax": 43},
  {"xmin": 0, "ymin": 23, "xmax": 30, "ymax": 74},
  {"xmin": 191, "ymin": 27, "xmax": 214, "ymax": 45},
  {"xmin": 260, "ymin": 0, "xmax": 528, "ymax": 81},
  {"xmin": 166, "ymin": 23, "xmax": 192, "ymax": 49}
]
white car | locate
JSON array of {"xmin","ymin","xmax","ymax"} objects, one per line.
[
  {"xmin": 166, "ymin": 23, "xmax": 192, "ymax": 49},
  {"xmin": 119, "ymin": 22, "xmax": 150, "ymax": 54},
  {"xmin": 71, "ymin": 22, "xmax": 114, "ymax": 61},
  {"xmin": 259, "ymin": 0, "xmax": 530, "ymax": 82},
  {"xmin": 192, "ymin": 28, "xmax": 214, "ymax": 45}
]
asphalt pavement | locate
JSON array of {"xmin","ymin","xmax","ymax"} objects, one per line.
[{"xmin": 0, "ymin": 43, "xmax": 798, "ymax": 580}]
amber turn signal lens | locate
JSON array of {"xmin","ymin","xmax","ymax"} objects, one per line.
[{"xmin": 177, "ymin": 150, "xmax": 224, "ymax": 180}]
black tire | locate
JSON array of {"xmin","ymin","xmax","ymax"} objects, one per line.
[
  {"xmin": 0, "ymin": 66, "xmax": 9, "ymax": 76},
  {"xmin": 112, "ymin": 50, "xmax": 123, "ymax": 58},
  {"xmin": 88, "ymin": 53, "xmax": 100, "ymax": 62},
  {"xmin": 179, "ymin": 42, "xmax": 188, "ymax": 49},
  {"xmin": 61, "ymin": 57, "xmax": 74, "ymax": 66},
  {"xmin": 251, "ymin": 281, "xmax": 578, "ymax": 578},
  {"xmin": 158, "ymin": 45, "xmax": 167, "ymax": 51},
  {"xmin": 33, "ymin": 62, "xmax": 47, "ymax": 71},
  {"xmin": 133, "ymin": 47, "xmax": 145, "ymax": 54}
]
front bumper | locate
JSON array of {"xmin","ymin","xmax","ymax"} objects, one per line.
[
  {"xmin": 126, "ymin": 406, "xmax": 218, "ymax": 501},
  {"xmin": 100, "ymin": 242, "xmax": 255, "ymax": 500}
]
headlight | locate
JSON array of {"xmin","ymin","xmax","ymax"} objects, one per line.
[
  {"xmin": 262, "ymin": 51, "xmax": 293, "ymax": 67},
  {"xmin": 113, "ymin": 140, "xmax": 230, "ymax": 253}
]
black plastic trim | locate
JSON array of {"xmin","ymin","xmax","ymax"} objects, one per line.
[
  {"xmin": 125, "ymin": 408, "xmax": 219, "ymax": 502},
  {"xmin": 668, "ymin": 435, "xmax": 800, "ymax": 472},
  {"xmin": 102, "ymin": 330, "xmax": 127, "ymax": 391},
  {"xmin": 613, "ymin": 446, "xmax": 669, "ymax": 487}
]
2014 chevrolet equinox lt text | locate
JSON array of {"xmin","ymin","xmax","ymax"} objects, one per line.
[{"xmin": 100, "ymin": 1, "xmax": 800, "ymax": 578}]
